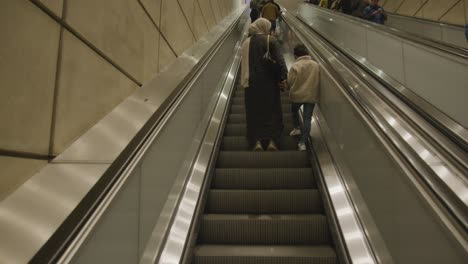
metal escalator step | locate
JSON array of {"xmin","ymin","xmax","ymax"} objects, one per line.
[
  {"xmin": 213, "ymin": 168, "xmax": 316, "ymax": 189},
  {"xmin": 232, "ymin": 97, "xmax": 290, "ymax": 105},
  {"xmin": 228, "ymin": 113, "xmax": 293, "ymax": 124},
  {"xmin": 234, "ymin": 93, "xmax": 289, "ymax": 99},
  {"xmin": 206, "ymin": 190, "xmax": 323, "ymax": 214},
  {"xmin": 221, "ymin": 136, "xmax": 298, "ymax": 151},
  {"xmin": 199, "ymin": 214, "xmax": 331, "ymax": 245},
  {"xmin": 217, "ymin": 151, "xmax": 309, "ymax": 168},
  {"xmin": 224, "ymin": 124, "xmax": 294, "ymax": 137},
  {"xmin": 230, "ymin": 104, "xmax": 291, "ymax": 114},
  {"xmin": 193, "ymin": 245, "xmax": 337, "ymax": 264}
]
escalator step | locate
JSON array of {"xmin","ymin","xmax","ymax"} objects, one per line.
[
  {"xmin": 193, "ymin": 245, "xmax": 337, "ymax": 264},
  {"xmin": 230, "ymin": 104, "xmax": 291, "ymax": 114},
  {"xmin": 217, "ymin": 151, "xmax": 309, "ymax": 168},
  {"xmin": 232, "ymin": 97, "xmax": 290, "ymax": 105},
  {"xmin": 213, "ymin": 168, "xmax": 316, "ymax": 189},
  {"xmin": 228, "ymin": 113, "xmax": 293, "ymax": 124},
  {"xmin": 199, "ymin": 214, "xmax": 331, "ymax": 245},
  {"xmin": 234, "ymin": 92, "xmax": 289, "ymax": 99},
  {"xmin": 224, "ymin": 124, "xmax": 295, "ymax": 137},
  {"xmin": 206, "ymin": 190, "xmax": 323, "ymax": 214},
  {"xmin": 221, "ymin": 136, "xmax": 298, "ymax": 151}
]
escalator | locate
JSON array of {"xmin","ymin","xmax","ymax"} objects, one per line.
[
  {"xmin": 192, "ymin": 81, "xmax": 337, "ymax": 263},
  {"xmin": 7, "ymin": 6, "xmax": 466, "ymax": 264}
]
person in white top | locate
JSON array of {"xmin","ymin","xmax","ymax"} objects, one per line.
[{"xmin": 286, "ymin": 44, "xmax": 320, "ymax": 150}]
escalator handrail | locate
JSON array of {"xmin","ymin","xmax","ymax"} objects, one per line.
[
  {"xmin": 296, "ymin": 8, "xmax": 468, "ymax": 154},
  {"xmin": 26, "ymin": 9, "xmax": 247, "ymax": 264},
  {"xmin": 281, "ymin": 9, "xmax": 468, "ymax": 257},
  {"xmin": 301, "ymin": 3, "xmax": 468, "ymax": 59}
]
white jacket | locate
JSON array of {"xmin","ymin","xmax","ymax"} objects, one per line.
[{"xmin": 287, "ymin": 56, "xmax": 320, "ymax": 103}]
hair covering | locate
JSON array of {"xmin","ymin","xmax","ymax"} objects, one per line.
[
  {"xmin": 250, "ymin": 18, "xmax": 271, "ymax": 35},
  {"xmin": 241, "ymin": 19, "xmax": 272, "ymax": 88}
]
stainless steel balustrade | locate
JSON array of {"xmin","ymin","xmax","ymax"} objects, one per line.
[
  {"xmin": 0, "ymin": 7, "xmax": 248, "ymax": 264},
  {"xmin": 57, "ymin": 13, "xmax": 249, "ymax": 264},
  {"xmin": 281, "ymin": 9, "xmax": 468, "ymax": 264},
  {"xmin": 386, "ymin": 13, "xmax": 468, "ymax": 49},
  {"xmin": 297, "ymin": 3, "xmax": 468, "ymax": 137}
]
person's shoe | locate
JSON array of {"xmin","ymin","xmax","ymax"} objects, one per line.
[
  {"xmin": 290, "ymin": 128, "xmax": 301, "ymax": 136},
  {"xmin": 298, "ymin": 143, "xmax": 307, "ymax": 151},
  {"xmin": 253, "ymin": 141, "xmax": 264, "ymax": 152},
  {"xmin": 267, "ymin": 140, "xmax": 278, "ymax": 151}
]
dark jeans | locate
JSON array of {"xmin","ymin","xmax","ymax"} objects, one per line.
[
  {"xmin": 291, "ymin": 103, "xmax": 315, "ymax": 144},
  {"xmin": 269, "ymin": 20, "xmax": 277, "ymax": 32}
]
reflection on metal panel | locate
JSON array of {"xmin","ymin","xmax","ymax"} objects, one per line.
[{"xmin": 0, "ymin": 164, "xmax": 109, "ymax": 264}]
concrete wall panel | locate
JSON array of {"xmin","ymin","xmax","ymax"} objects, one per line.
[
  {"xmin": 440, "ymin": 1, "xmax": 465, "ymax": 25},
  {"xmin": 420, "ymin": 0, "xmax": 459, "ymax": 20},
  {"xmin": 0, "ymin": 156, "xmax": 46, "ymax": 201},
  {"xmin": 159, "ymin": 37, "xmax": 178, "ymax": 72},
  {"xmin": 198, "ymin": 0, "xmax": 217, "ymax": 28},
  {"xmin": 35, "ymin": 0, "xmax": 64, "ymax": 17},
  {"xmin": 66, "ymin": 0, "xmax": 160, "ymax": 83},
  {"xmin": 53, "ymin": 31, "xmax": 138, "ymax": 154},
  {"xmin": 179, "ymin": 0, "xmax": 209, "ymax": 40},
  {"xmin": 383, "ymin": 0, "xmax": 405, "ymax": 12},
  {"xmin": 397, "ymin": 0, "xmax": 426, "ymax": 16},
  {"xmin": 385, "ymin": 0, "xmax": 466, "ymax": 26},
  {"xmin": 0, "ymin": 0, "xmax": 60, "ymax": 155},
  {"xmin": 140, "ymin": 0, "xmax": 163, "ymax": 26},
  {"xmin": 160, "ymin": 0, "xmax": 196, "ymax": 55},
  {"xmin": 210, "ymin": 0, "xmax": 223, "ymax": 22}
]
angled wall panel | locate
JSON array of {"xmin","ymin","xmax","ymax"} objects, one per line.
[
  {"xmin": 160, "ymin": 0, "xmax": 195, "ymax": 55},
  {"xmin": 0, "ymin": 0, "xmax": 60, "ymax": 155},
  {"xmin": 179, "ymin": 0, "xmax": 209, "ymax": 40},
  {"xmin": 198, "ymin": 0, "xmax": 217, "ymax": 29},
  {"xmin": 65, "ymin": 0, "xmax": 160, "ymax": 83},
  {"xmin": 440, "ymin": 1, "xmax": 465, "ymax": 25},
  {"xmin": 35, "ymin": 0, "xmax": 64, "ymax": 17},
  {"xmin": 140, "ymin": 0, "xmax": 163, "ymax": 27},
  {"xmin": 53, "ymin": 31, "xmax": 138, "ymax": 154}
]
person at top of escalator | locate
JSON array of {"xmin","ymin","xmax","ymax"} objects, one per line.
[
  {"xmin": 241, "ymin": 18, "xmax": 288, "ymax": 152},
  {"xmin": 318, "ymin": 0, "xmax": 329, "ymax": 8},
  {"xmin": 352, "ymin": 0, "xmax": 369, "ymax": 18},
  {"xmin": 250, "ymin": 0, "xmax": 261, "ymax": 22},
  {"xmin": 262, "ymin": 0, "xmax": 280, "ymax": 34},
  {"xmin": 286, "ymin": 45, "xmax": 320, "ymax": 151},
  {"xmin": 362, "ymin": 0, "xmax": 386, "ymax": 24}
]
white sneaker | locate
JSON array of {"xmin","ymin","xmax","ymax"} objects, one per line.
[
  {"xmin": 290, "ymin": 128, "xmax": 301, "ymax": 136},
  {"xmin": 298, "ymin": 143, "xmax": 306, "ymax": 151}
]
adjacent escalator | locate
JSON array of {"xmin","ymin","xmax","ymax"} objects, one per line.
[{"xmin": 192, "ymin": 82, "xmax": 337, "ymax": 263}]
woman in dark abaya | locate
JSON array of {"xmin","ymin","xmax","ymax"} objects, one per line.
[{"xmin": 240, "ymin": 18, "xmax": 288, "ymax": 151}]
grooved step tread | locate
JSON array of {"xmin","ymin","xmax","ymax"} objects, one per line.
[
  {"xmin": 213, "ymin": 168, "xmax": 316, "ymax": 189},
  {"xmin": 230, "ymin": 104, "xmax": 291, "ymax": 114},
  {"xmin": 232, "ymin": 97, "xmax": 290, "ymax": 105},
  {"xmin": 199, "ymin": 214, "xmax": 331, "ymax": 245},
  {"xmin": 193, "ymin": 245, "xmax": 337, "ymax": 264},
  {"xmin": 224, "ymin": 124, "xmax": 294, "ymax": 137},
  {"xmin": 206, "ymin": 190, "xmax": 323, "ymax": 214},
  {"xmin": 217, "ymin": 151, "xmax": 310, "ymax": 168},
  {"xmin": 228, "ymin": 113, "xmax": 293, "ymax": 124},
  {"xmin": 221, "ymin": 136, "xmax": 298, "ymax": 151}
]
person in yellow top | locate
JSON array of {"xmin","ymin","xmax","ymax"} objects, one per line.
[
  {"xmin": 319, "ymin": 0, "xmax": 329, "ymax": 8},
  {"xmin": 261, "ymin": 0, "xmax": 280, "ymax": 33}
]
